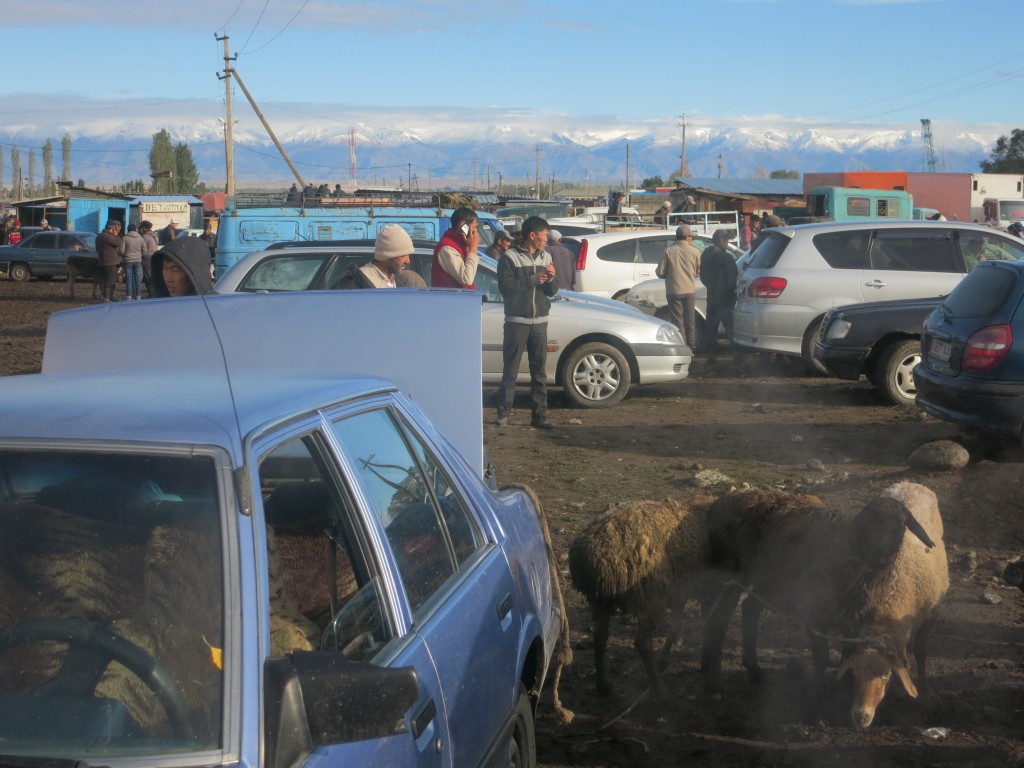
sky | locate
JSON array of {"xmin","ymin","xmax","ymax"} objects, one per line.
[{"xmin": 0, "ymin": 0, "xmax": 1020, "ymax": 131}]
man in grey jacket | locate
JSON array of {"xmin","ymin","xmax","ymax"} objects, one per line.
[
  {"xmin": 496, "ymin": 216, "xmax": 558, "ymax": 429},
  {"xmin": 656, "ymin": 224, "xmax": 701, "ymax": 349}
]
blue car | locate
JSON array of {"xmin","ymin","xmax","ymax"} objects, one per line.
[
  {"xmin": 916, "ymin": 260, "xmax": 1024, "ymax": 440},
  {"xmin": 0, "ymin": 290, "xmax": 558, "ymax": 767}
]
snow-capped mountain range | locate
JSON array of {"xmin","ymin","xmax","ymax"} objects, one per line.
[{"xmin": 0, "ymin": 101, "xmax": 1004, "ymax": 189}]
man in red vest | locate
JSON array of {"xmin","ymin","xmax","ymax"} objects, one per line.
[{"xmin": 431, "ymin": 207, "xmax": 480, "ymax": 289}]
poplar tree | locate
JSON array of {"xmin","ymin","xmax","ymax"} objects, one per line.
[
  {"xmin": 11, "ymin": 147, "xmax": 21, "ymax": 197},
  {"xmin": 61, "ymin": 133, "xmax": 71, "ymax": 182},
  {"xmin": 148, "ymin": 129, "xmax": 175, "ymax": 193},
  {"xmin": 42, "ymin": 140, "xmax": 54, "ymax": 196}
]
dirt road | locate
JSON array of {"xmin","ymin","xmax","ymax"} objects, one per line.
[{"xmin": 3, "ymin": 280, "xmax": 1023, "ymax": 768}]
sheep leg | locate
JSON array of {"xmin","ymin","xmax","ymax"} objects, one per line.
[
  {"xmin": 808, "ymin": 630, "xmax": 830, "ymax": 714},
  {"xmin": 700, "ymin": 578, "xmax": 743, "ymax": 694},
  {"xmin": 592, "ymin": 604, "xmax": 613, "ymax": 695},
  {"xmin": 913, "ymin": 615, "xmax": 938, "ymax": 700},
  {"xmin": 636, "ymin": 608, "xmax": 670, "ymax": 701},
  {"xmin": 740, "ymin": 595, "xmax": 767, "ymax": 682}
]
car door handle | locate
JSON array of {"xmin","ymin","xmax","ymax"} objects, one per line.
[
  {"xmin": 411, "ymin": 696, "xmax": 436, "ymax": 739},
  {"xmin": 496, "ymin": 593, "xmax": 513, "ymax": 621},
  {"xmin": 864, "ymin": 279, "xmax": 888, "ymax": 288}
]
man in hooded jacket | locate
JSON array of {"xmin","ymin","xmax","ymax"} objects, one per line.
[{"xmin": 150, "ymin": 236, "xmax": 213, "ymax": 297}]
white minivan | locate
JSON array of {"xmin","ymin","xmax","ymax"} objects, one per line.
[{"xmin": 569, "ymin": 230, "xmax": 726, "ymax": 300}]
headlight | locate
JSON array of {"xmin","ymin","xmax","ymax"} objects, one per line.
[
  {"xmin": 824, "ymin": 318, "xmax": 852, "ymax": 340},
  {"xmin": 657, "ymin": 324, "xmax": 684, "ymax": 343}
]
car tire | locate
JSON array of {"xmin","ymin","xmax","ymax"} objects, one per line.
[
  {"xmin": 560, "ymin": 342, "xmax": 631, "ymax": 408},
  {"xmin": 507, "ymin": 684, "xmax": 536, "ymax": 768},
  {"xmin": 801, "ymin": 319, "xmax": 827, "ymax": 376},
  {"xmin": 612, "ymin": 289, "xmax": 629, "ymax": 301},
  {"xmin": 8, "ymin": 262, "xmax": 30, "ymax": 282},
  {"xmin": 874, "ymin": 338, "xmax": 920, "ymax": 406}
]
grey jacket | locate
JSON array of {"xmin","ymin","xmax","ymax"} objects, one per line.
[{"xmin": 122, "ymin": 231, "xmax": 145, "ymax": 263}]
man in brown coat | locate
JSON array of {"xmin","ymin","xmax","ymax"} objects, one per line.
[
  {"xmin": 656, "ymin": 224, "xmax": 701, "ymax": 349},
  {"xmin": 96, "ymin": 219, "xmax": 124, "ymax": 302}
]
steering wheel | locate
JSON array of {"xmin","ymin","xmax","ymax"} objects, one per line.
[{"xmin": 0, "ymin": 617, "xmax": 195, "ymax": 740}]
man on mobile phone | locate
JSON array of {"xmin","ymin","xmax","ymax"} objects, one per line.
[{"xmin": 432, "ymin": 207, "xmax": 480, "ymax": 288}]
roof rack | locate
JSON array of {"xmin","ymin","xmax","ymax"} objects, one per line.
[{"xmin": 228, "ymin": 189, "xmax": 473, "ymax": 211}]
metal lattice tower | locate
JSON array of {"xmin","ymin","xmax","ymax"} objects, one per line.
[
  {"xmin": 349, "ymin": 128, "xmax": 357, "ymax": 185},
  {"xmin": 921, "ymin": 119, "xmax": 939, "ymax": 173}
]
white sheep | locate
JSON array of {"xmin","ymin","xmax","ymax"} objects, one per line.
[{"xmin": 701, "ymin": 483, "xmax": 946, "ymax": 729}]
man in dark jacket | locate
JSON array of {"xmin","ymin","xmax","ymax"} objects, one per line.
[
  {"xmin": 496, "ymin": 216, "xmax": 558, "ymax": 429},
  {"xmin": 96, "ymin": 219, "xmax": 124, "ymax": 302},
  {"xmin": 698, "ymin": 228, "xmax": 739, "ymax": 364},
  {"xmin": 151, "ymin": 236, "xmax": 214, "ymax": 297}
]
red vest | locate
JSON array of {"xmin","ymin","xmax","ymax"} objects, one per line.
[{"xmin": 431, "ymin": 229, "xmax": 475, "ymax": 289}]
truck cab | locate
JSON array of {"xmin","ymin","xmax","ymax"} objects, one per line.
[{"xmin": 806, "ymin": 186, "xmax": 914, "ymax": 222}]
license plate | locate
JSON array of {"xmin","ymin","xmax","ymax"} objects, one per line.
[{"xmin": 930, "ymin": 338, "xmax": 951, "ymax": 361}]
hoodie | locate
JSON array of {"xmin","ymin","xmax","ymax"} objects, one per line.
[{"xmin": 151, "ymin": 236, "xmax": 213, "ymax": 297}]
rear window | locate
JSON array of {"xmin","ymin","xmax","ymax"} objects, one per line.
[
  {"xmin": 593, "ymin": 239, "xmax": 637, "ymax": 263},
  {"xmin": 812, "ymin": 230, "xmax": 870, "ymax": 269},
  {"xmin": 942, "ymin": 265, "xmax": 1020, "ymax": 318},
  {"xmin": 746, "ymin": 233, "xmax": 789, "ymax": 269}
]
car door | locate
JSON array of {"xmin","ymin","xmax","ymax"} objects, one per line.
[
  {"xmin": 863, "ymin": 227, "xmax": 963, "ymax": 299},
  {"xmin": 329, "ymin": 405, "xmax": 519, "ymax": 767},
  {"xmin": 475, "ymin": 261, "xmax": 511, "ymax": 378},
  {"xmin": 635, "ymin": 235, "xmax": 676, "ymax": 286},
  {"xmin": 23, "ymin": 233, "xmax": 60, "ymax": 275},
  {"xmin": 255, "ymin": 424, "xmax": 450, "ymax": 768}
]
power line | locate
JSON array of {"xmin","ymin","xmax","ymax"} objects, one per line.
[
  {"xmin": 238, "ymin": 0, "xmax": 272, "ymax": 54},
  {"xmin": 242, "ymin": 0, "xmax": 311, "ymax": 54},
  {"xmin": 216, "ymin": 0, "xmax": 247, "ymax": 34}
]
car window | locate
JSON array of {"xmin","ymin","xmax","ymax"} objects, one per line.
[
  {"xmin": 637, "ymin": 237, "xmax": 674, "ymax": 264},
  {"xmin": 868, "ymin": 229, "xmax": 958, "ymax": 273},
  {"xmin": 811, "ymin": 230, "xmax": 871, "ymax": 269},
  {"xmin": 942, "ymin": 264, "xmax": 1021, "ymax": 317},
  {"xmin": 59, "ymin": 234, "xmax": 88, "ymax": 251},
  {"xmin": 959, "ymin": 232, "xmax": 1024, "ymax": 271},
  {"xmin": 239, "ymin": 253, "xmax": 331, "ymax": 291},
  {"xmin": 0, "ymin": 448, "xmax": 224, "ymax": 755},
  {"xmin": 259, "ymin": 434, "xmax": 393, "ymax": 662},
  {"xmin": 474, "ymin": 262, "xmax": 502, "ymax": 302},
  {"xmin": 593, "ymin": 239, "xmax": 637, "ymax": 264},
  {"xmin": 747, "ymin": 232, "xmax": 791, "ymax": 269},
  {"xmin": 28, "ymin": 233, "xmax": 58, "ymax": 250},
  {"xmin": 331, "ymin": 408, "xmax": 482, "ymax": 613}
]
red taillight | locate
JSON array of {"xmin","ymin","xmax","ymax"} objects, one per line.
[
  {"xmin": 575, "ymin": 240, "xmax": 589, "ymax": 270},
  {"xmin": 962, "ymin": 325, "xmax": 1012, "ymax": 371},
  {"xmin": 747, "ymin": 276, "xmax": 787, "ymax": 299}
]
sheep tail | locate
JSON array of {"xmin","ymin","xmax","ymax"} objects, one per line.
[{"xmin": 500, "ymin": 481, "xmax": 575, "ymax": 725}]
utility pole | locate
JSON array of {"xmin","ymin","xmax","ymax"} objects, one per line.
[
  {"xmin": 472, "ymin": 159, "xmax": 477, "ymax": 191},
  {"xmin": 215, "ymin": 34, "xmax": 236, "ymax": 196},
  {"xmin": 535, "ymin": 145, "xmax": 541, "ymax": 200},
  {"xmin": 486, "ymin": 164, "xmax": 491, "ymax": 192},
  {"xmin": 678, "ymin": 114, "xmax": 689, "ymax": 179},
  {"xmin": 625, "ymin": 142, "xmax": 631, "ymax": 204},
  {"xmin": 497, "ymin": 171, "xmax": 503, "ymax": 194},
  {"xmin": 407, "ymin": 163, "xmax": 412, "ymax": 191},
  {"xmin": 717, "ymin": 153, "xmax": 725, "ymax": 179},
  {"xmin": 548, "ymin": 172, "xmax": 555, "ymax": 200}
]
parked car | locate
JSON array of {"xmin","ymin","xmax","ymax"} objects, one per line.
[
  {"xmin": 916, "ymin": 260, "xmax": 1024, "ymax": 440},
  {"xmin": 732, "ymin": 220, "xmax": 1024, "ymax": 371},
  {"xmin": 0, "ymin": 230, "xmax": 97, "ymax": 281},
  {"xmin": 622, "ymin": 239, "xmax": 745, "ymax": 348},
  {"xmin": 812, "ymin": 296, "xmax": 943, "ymax": 405},
  {"xmin": 0, "ymin": 290, "xmax": 559, "ymax": 767},
  {"xmin": 215, "ymin": 244, "xmax": 691, "ymax": 408}
]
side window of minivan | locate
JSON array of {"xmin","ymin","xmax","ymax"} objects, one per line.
[
  {"xmin": 869, "ymin": 229, "xmax": 958, "ymax": 273},
  {"xmin": 812, "ymin": 230, "xmax": 871, "ymax": 269},
  {"xmin": 596, "ymin": 240, "xmax": 637, "ymax": 263},
  {"xmin": 637, "ymin": 237, "xmax": 675, "ymax": 264}
]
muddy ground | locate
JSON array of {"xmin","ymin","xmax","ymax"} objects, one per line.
[{"xmin": 3, "ymin": 280, "xmax": 1023, "ymax": 768}]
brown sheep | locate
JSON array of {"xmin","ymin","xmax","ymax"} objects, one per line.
[
  {"xmin": 568, "ymin": 497, "xmax": 712, "ymax": 700},
  {"xmin": 700, "ymin": 484, "xmax": 942, "ymax": 727},
  {"xmin": 836, "ymin": 482, "xmax": 949, "ymax": 729}
]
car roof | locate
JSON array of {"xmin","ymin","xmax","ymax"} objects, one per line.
[
  {"xmin": 2, "ymin": 291, "xmax": 485, "ymax": 472},
  {"xmin": 779, "ymin": 220, "xmax": 1001, "ymax": 235}
]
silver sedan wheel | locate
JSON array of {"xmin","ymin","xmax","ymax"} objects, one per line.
[{"xmin": 560, "ymin": 342, "xmax": 632, "ymax": 408}]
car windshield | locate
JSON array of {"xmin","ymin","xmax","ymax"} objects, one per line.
[{"xmin": 0, "ymin": 449, "xmax": 223, "ymax": 758}]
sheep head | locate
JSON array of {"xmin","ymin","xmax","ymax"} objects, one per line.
[
  {"xmin": 837, "ymin": 645, "xmax": 917, "ymax": 729},
  {"xmin": 852, "ymin": 497, "xmax": 935, "ymax": 571}
]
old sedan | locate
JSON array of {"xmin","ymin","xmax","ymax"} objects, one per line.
[
  {"xmin": 215, "ymin": 245, "xmax": 691, "ymax": 408},
  {"xmin": 0, "ymin": 230, "xmax": 96, "ymax": 281},
  {"xmin": 0, "ymin": 290, "xmax": 559, "ymax": 768}
]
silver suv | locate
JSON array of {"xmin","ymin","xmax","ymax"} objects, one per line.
[{"xmin": 733, "ymin": 220, "xmax": 1024, "ymax": 369}]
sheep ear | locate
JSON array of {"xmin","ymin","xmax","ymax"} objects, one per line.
[
  {"xmin": 895, "ymin": 664, "xmax": 918, "ymax": 698},
  {"xmin": 837, "ymin": 656, "xmax": 854, "ymax": 680},
  {"xmin": 901, "ymin": 509, "xmax": 935, "ymax": 549}
]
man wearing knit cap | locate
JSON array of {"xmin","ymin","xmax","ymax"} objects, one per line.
[
  {"xmin": 656, "ymin": 224, "xmax": 701, "ymax": 349},
  {"xmin": 335, "ymin": 224, "xmax": 413, "ymax": 289}
]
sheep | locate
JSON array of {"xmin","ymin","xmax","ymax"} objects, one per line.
[
  {"xmin": 568, "ymin": 496, "xmax": 712, "ymax": 701},
  {"xmin": 837, "ymin": 482, "xmax": 949, "ymax": 729},
  {"xmin": 700, "ymin": 483, "xmax": 945, "ymax": 728},
  {"xmin": 67, "ymin": 254, "xmax": 102, "ymax": 300},
  {"xmin": 1004, "ymin": 558, "xmax": 1024, "ymax": 593}
]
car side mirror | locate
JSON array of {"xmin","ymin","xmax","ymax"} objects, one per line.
[{"xmin": 264, "ymin": 652, "xmax": 419, "ymax": 768}]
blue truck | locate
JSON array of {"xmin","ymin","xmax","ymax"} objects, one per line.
[{"xmin": 215, "ymin": 193, "xmax": 504, "ymax": 278}]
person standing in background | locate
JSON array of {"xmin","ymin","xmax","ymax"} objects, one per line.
[
  {"xmin": 698, "ymin": 228, "xmax": 739, "ymax": 365},
  {"xmin": 656, "ymin": 224, "xmax": 701, "ymax": 349},
  {"xmin": 546, "ymin": 229, "xmax": 576, "ymax": 291},
  {"xmin": 121, "ymin": 224, "xmax": 145, "ymax": 301},
  {"xmin": 139, "ymin": 221, "xmax": 159, "ymax": 298},
  {"xmin": 96, "ymin": 219, "xmax": 124, "ymax": 302},
  {"xmin": 432, "ymin": 207, "xmax": 480, "ymax": 289}
]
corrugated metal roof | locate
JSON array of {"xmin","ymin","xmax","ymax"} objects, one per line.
[
  {"xmin": 672, "ymin": 177, "xmax": 803, "ymax": 196},
  {"xmin": 127, "ymin": 194, "xmax": 204, "ymax": 204}
]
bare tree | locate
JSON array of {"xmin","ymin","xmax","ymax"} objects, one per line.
[
  {"xmin": 28, "ymin": 151, "xmax": 36, "ymax": 197},
  {"xmin": 61, "ymin": 133, "xmax": 72, "ymax": 182},
  {"xmin": 42, "ymin": 139, "xmax": 54, "ymax": 196}
]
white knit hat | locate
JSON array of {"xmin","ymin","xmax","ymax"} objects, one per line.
[{"xmin": 374, "ymin": 224, "xmax": 414, "ymax": 261}]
